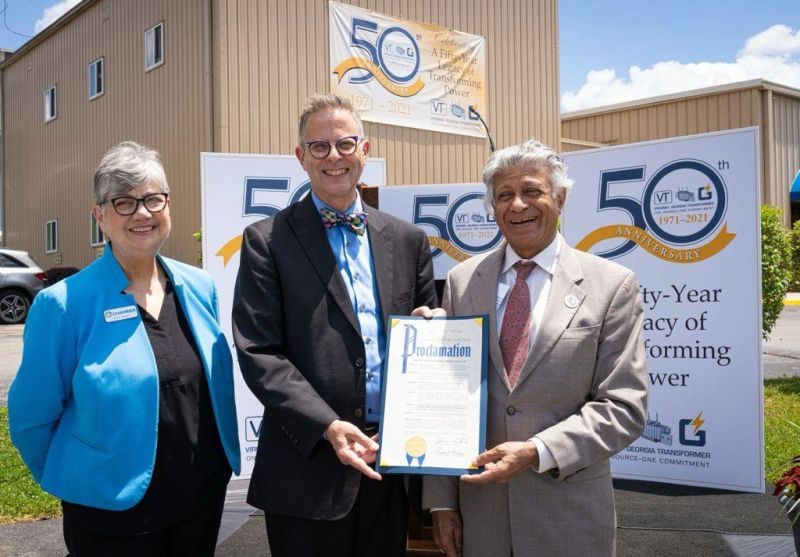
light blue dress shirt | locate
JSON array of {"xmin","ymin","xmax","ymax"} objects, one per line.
[{"xmin": 311, "ymin": 191, "xmax": 384, "ymax": 425}]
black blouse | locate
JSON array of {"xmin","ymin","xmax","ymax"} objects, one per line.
[{"xmin": 62, "ymin": 280, "xmax": 229, "ymax": 534}]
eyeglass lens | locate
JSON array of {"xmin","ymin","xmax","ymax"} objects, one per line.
[
  {"xmin": 307, "ymin": 137, "xmax": 360, "ymax": 159},
  {"xmin": 111, "ymin": 193, "xmax": 168, "ymax": 215}
]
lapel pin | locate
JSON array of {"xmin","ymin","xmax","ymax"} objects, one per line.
[{"xmin": 564, "ymin": 295, "xmax": 579, "ymax": 309}]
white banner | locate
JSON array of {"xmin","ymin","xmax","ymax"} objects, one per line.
[
  {"xmin": 378, "ymin": 183, "xmax": 500, "ymax": 279},
  {"xmin": 329, "ymin": 1, "xmax": 487, "ymax": 138},
  {"xmin": 562, "ymin": 127, "xmax": 764, "ymax": 493},
  {"xmin": 200, "ymin": 153, "xmax": 387, "ymax": 478}
]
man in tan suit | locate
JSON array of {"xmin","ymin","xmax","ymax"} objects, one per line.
[{"xmin": 423, "ymin": 139, "xmax": 648, "ymax": 557}]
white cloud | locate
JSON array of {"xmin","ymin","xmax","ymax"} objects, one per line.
[
  {"xmin": 741, "ymin": 24, "xmax": 800, "ymax": 56},
  {"xmin": 34, "ymin": 0, "xmax": 82, "ymax": 34},
  {"xmin": 562, "ymin": 24, "xmax": 800, "ymax": 113}
]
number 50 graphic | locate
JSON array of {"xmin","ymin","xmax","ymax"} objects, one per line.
[{"xmin": 585, "ymin": 159, "xmax": 731, "ymax": 262}]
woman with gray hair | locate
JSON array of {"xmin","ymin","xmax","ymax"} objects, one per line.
[{"xmin": 9, "ymin": 141, "xmax": 241, "ymax": 556}]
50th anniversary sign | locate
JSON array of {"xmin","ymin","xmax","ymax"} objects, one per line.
[{"xmin": 563, "ymin": 128, "xmax": 763, "ymax": 493}]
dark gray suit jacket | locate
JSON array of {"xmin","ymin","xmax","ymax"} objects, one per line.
[{"xmin": 232, "ymin": 194, "xmax": 436, "ymax": 520}]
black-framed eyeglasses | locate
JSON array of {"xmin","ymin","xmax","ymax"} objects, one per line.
[
  {"xmin": 102, "ymin": 192, "xmax": 169, "ymax": 216},
  {"xmin": 303, "ymin": 136, "xmax": 362, "ymax": 159}
]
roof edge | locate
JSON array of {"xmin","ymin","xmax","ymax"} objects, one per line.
[
  {"xmin": 561, "ymin": 137, "xmax": 608, "ymax": 148},
  {"xmin": 0, "ymin": 0, "xmax": 98, "ymax": 70},
  {"xmin": 560, "ymin": 78, "xmax": 800, "ymax": 120}
]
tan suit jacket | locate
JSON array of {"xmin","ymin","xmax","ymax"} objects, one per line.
[{"xmin": 423, "ymin": 241, "xmax": 648, "ymax": 557}]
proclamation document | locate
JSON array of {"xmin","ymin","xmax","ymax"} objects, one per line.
[{"xmin": 376, "ymin": 315, "xmax": 488, "ymax": 476}]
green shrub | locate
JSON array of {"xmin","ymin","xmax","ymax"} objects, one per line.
[
  {"xmin": 790, "ymin": 220, "xmax": 800, "ymax": 292},
  {"xmin": 761, "ymin": 206, "xmax": 791, "ymax": 339},
  {"xmin": 193, "ymin": 229, "xmax": 202, "ymax": 267}
]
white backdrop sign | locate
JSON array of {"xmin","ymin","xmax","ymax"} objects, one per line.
[
  {"xmin": 562, "ymin": 127, "xmax": 764, "ymax": 493},
  {"xmin": 201, "ymin": 153, "xmax": 386, "ymax": 478},
  {"xmin": 378, "ymin": 183, "xmax": 500, "ymax": 279},
  {"xmin": 329, "ymin": 1, "xmax": 487, "ymax": 137}
]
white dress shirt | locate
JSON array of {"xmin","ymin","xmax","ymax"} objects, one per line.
[
  {"xmin": 497, "ymin": 234, "xmax": 562, "ymax": 473},
  {"xmin": 430, "ymin": 235, "xmax": 563, "ymax": 510}
]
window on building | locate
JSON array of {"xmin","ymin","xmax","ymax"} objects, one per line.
[
  {"xmin": 44, "ymin": 86, "xmax": 57, "ymax": 122},
  {"xmin": 90, "ymin": 213, "xmax": 105, "ymax": 246},
  {"xmin": 145, "ymin": 22, "xmax": 164, "ymax": 70},
  {"xmin": 88, "ymin": 58, "xmax": 104, "ymax": 99},
  {"xmin": 46, "ymin": 220, "xmax": 58, "ymax": 253}
]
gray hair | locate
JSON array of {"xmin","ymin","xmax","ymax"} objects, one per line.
[
  {"xmin": 93, "ymin": 141, "xmax": 169, "ymax": 204},
  {"xmin": 298, "ymin": 93, "xmax": 364, "ymax": 144},
  {"xmin": 482, "ymin": 139, "xmax": 574, "ymax": 212}
]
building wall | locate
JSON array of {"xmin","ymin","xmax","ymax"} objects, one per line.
[
  {"xmin": 561, "ymin": 85, "xmax": 800, "ymax": 225},
  {"xmin": 212, "ymin": 0, "xmax": 560, "ymax": 186},
  {"xmin": 770, "ymin": 92, "xmax": 800, "ymax": 220},
  {"xmin": 4, "ymin": 0, "xmax": 560, "ymax": 267},
  {"xmin": 3, "ymin": 0, "xmax": 209, "ymax": 267},
  {"xmin": 562, "ymin": 88, "xmax": 763, "ymax": 146}
]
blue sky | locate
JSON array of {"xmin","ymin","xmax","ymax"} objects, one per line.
[
  {"xmin": 559, "ymin": 0, "xmax": 799, "ymax": 111},
  {"xmin": 1, "ymin": 0, "xmax": 799, "ymax": 112}
]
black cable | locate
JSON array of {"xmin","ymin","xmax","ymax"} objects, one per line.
[
  {"xmin": 3, "ymin": 0, "xmax": 32, "ymax": 39},
  {"xmin": 468, "ymin": 105, "xmax": 496, "ymax": 152}
]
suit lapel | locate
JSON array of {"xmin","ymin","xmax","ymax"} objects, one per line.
[
  {"xmin": 516, "ymin": 244, "xmax": 585, "ymax": 387},
  {"xmin": 364, "ymin": 205, "xmax": 393, "ymax": 316},
  {"xmin": 471, "ymin": 246, "xmax": 510, "ymax": 390},
  {"xmin": 289, "ymin": 196, "xmax": 361, "ymax": 335}
]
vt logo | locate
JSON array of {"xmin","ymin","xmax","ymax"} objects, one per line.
[
  {"xmin": 245, "ymin": 416, "xmax": 262, "ymax": 442},
  {"xmin": 431, "ymin": 100, "xmax": 447, "ymax": 115},
  {"xmin": 678, "ymin": 412, "xmax": 706, "ymax": 447},
  {"xmin": 654, "ymin": 190, "xmax": 672, "ymax": 204}
]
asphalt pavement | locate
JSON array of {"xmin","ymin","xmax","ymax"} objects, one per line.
[{"xmin": 0, "ymin": 303, "xmax": 798, "ymax": 556}]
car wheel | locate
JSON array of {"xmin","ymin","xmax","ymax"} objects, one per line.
[{"xmin": 0, "ymin": 290, "xmax": 30, "ymax": 324}]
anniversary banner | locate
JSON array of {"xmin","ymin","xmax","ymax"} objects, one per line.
[
  {"xmin": 201, "ymin": 153, "xmax": 386, "ymax": 477},
  {"xmin": 329, "ymin": 1, "xmax": 487, "ymax": 137},
  {"xmin": 378, "ymin": 183, "xmax": 501, "ymax": 279},
  {"xmin": 562, "ymin": 127, "xmax": 764, "ymax": 493}
]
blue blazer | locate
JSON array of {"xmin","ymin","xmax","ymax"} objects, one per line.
[{"xmin": 9, "ymin": 246, "xmax": 241, "ymax": 511}]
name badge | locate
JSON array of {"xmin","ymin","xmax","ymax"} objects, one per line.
[{"xmin": 104, "ymin": 305, "xmax": 138, "ymax": 323}]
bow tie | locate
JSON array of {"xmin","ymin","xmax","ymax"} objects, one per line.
[{"xmin": 320, "ymin": 208, "xmax": 368, "ymax": 236}]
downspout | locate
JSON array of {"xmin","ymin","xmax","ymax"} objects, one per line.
[
  {"xmin": 0, "ymin": 63, "xmax": 5, "ymax": 246},
  {"xmin": 764, "ymin": 89, "xmax": 782, "ymax": 224},
  {"xmin": 203, "ymin": 0, "xmax": 213, "ymax": 153}
]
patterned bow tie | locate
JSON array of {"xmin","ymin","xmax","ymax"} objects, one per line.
[{"xmin": 320, "ymin": 208, "xmax": 368, "ymax": 236}]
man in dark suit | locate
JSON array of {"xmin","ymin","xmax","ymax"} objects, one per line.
[{"xmin": 232, "ymin": 93, "xmax": 437, "ymax": 557}]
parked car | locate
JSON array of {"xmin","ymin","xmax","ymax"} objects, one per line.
[{"xmin": 0, "ymin": 248, "xmax": 47, "ymax": 324}]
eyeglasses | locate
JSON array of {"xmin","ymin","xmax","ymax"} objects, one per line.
[
  {"xmin": 303, "ymin": 136, "xmax": 362, "ymax": 159},
  {"xmin": 103, "ymin": 192, "xmax": 169, "ymax": 216}
]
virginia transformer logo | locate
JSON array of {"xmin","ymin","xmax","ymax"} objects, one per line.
[
  {"xmin": 333, "ymin": 16, "xmax": 424, "ymax": 98},
  {"xmin": 576, "ymin": 159, "xmax": 736, "ymax": 263}
]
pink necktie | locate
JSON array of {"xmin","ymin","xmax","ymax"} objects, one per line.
[{"xmin": 499, "ymin": 261, "xmax": 536, "ymax": 388}]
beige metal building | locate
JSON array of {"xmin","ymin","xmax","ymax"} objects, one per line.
[
  {"xmin": 561, "ymin": 79, "xmax": 800, "ymax": 226},
  {"xmin": 1, "ymin": 0, "xmax": 560, "ymax": 267}
]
